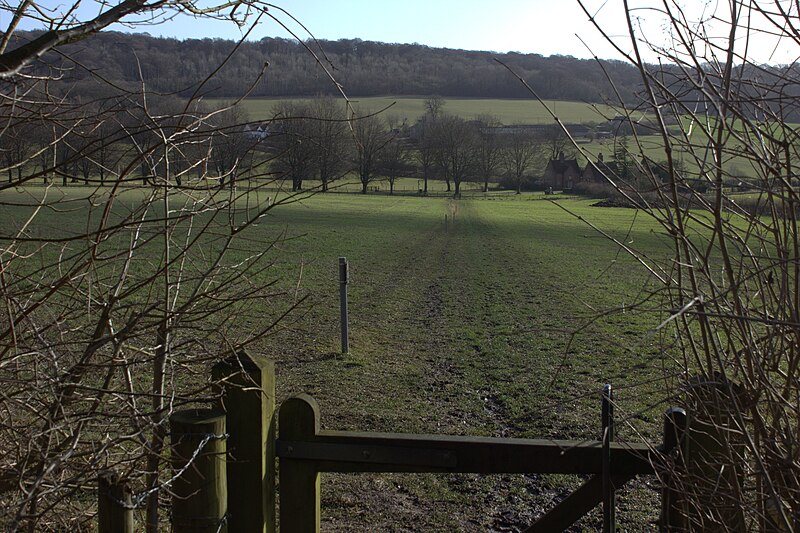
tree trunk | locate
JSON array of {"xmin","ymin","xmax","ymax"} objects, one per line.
[
  {"xmin": 389, "ymin": 180, "xmax": 394, "ymax": 195},
  {"xmin": 361, "ymin": 179, "xmax": 368, "ymax": 194},
  {"xmin": 484, "ymin": 177, "xmax": 489, "ymax": 193},
  {"xmin": 445, "ymin": 178, "xmax": 451, "ymax": 192}
]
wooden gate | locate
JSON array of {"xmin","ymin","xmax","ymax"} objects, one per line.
[
  {"xmin": 96, "ymin": 352, "xmax": 690, "ymax": 533},
  {"xmin": 277, "ymin": 385, "xmax": 685, "ymax": 533}
]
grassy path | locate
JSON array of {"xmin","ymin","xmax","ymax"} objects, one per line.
[{"xmin": 259, "ymin": 195, "xmax": 668, "ymax": 531}]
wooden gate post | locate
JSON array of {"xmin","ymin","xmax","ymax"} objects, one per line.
[
  {"xmin": 171, "ymin": 409, "xmax": 228, "ymax": 533},
  {"xmin": 213, "ymin": 351, "xmax": 275, "ymax": 533},
  {"xmin": 660, "ymin": 407, "xmax": 687, "ymax": 532},
  {"xmin": 97, "ymin": 470, "xmax": 133, "ymax": 533},
  {"xmin": 685, "ymin": 377, "xmax": 746, "ymax": 532},
  {"xmin": 279, "ymin": 394, "xmax": 321, "ymax": 533}
]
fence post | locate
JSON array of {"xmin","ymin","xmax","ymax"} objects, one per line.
[
  {"xmin": 279, "ymin": 394, "xmax": 321, "ymax": 533},
  {"xmin": 213, "ymin": 351, "xmax": 275, "ymax": 533},
  {"xmin": 339, "ymin": 257, "xmax": 349, "ymax": 354},
  {"xmin": 685, "ymin": 377, "xmax": 746, "ymax": 532},
  {"xmin": 97, "ymin": 470, "xmax": 133, "ymax": 533},
  {"xmin": 660, "ymin": 407, "xmax": 687, "ymax": 532},
  {"xmin": 171, "ymin": 409, "xmax": 228, "ymax": 533},
  {"xmin": 601, "ymin": 384, "xmax": 615, "ymax": 533}
]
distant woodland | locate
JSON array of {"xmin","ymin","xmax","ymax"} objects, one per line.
[{"xmin": 16, "ymin": 31, "xmax": 644, "ymax": 102}]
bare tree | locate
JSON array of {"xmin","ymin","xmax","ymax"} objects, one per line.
[
  {"xmin": 308, "ymin": 96, "xmax": 348, "ymax": 192},
  {"xmin": 271, "ymin": 101, "xmax": 315, "ymax": 191},
  {"xmin": 208, "ymin": 104, "xmax": 256, "ymax": 190},
  {"xmin": 0, "ymin": 116, "xmax": 33, "ymax": 182},
  {"xmin": 474, "ymin": 115, "xmax": 503, "ymax": 192},
  {"xmin": 431, "ymin": 114, "xmax": 479, "ymax": 195},
  {"xmin": 542, "ymin": 123, "xmax": 570, "ymax": 160},
  {"xmin": 378, "ymin": 130, "xmax": 410, "ymax": 195},
  {"xmin": 412, "ymin": 113, "xmax": 439, "ymax": 194},
  {"xmin": 424, "ymin": 95, "xmax": 445, "ymax": 119},
  {"xmin": 0, "ymin": 3, "xmax": 313, "ymax": 532},
  {"xmin": 501, "ymin": 129, "xmax": 543, "ymax": 194},
  {"xmin": 567, "ymin": 1, "xmax": 800, "ymax": 529},
  {"xmin": 351, "ymin": 108, "xmax": 386, "ymax": 194}
]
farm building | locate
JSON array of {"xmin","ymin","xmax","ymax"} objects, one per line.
[
  {"xmin": 582, "ymin": 152, "xmax": 613, "ymax": 182},
  {"xmin": 543, "ymin": 151, "xmax": 581, "ymax": 190}
]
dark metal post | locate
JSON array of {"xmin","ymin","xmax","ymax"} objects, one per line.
[
  {"xmin": 338, "ymin": 257, "xmax": 349, "ymax": 354},
  {"xmin": 602, "ymin": 384, "xmax": 615, "ymax": 533}
]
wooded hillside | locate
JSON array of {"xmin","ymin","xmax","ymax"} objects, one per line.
[{"xmin": 18, "ymin": 30, "xmax": 642, "ymax": 102}]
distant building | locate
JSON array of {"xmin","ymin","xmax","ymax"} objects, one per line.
[
  {"xmin": 244, "ymin": 122, "xmax": 273, "ymax": 140},
  {"xmin": 582, "ymin": 152, "xmax": 613, "ymax": 182},
  {"xmin": 543, "ymin": 151, "xmax": 581, "ymax": 190}
]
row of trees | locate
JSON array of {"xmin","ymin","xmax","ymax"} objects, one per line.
[
  {"xmin": 269, "ymin": 97, "xmax": 557, "ymax": 195},
  {"xmin": 0, "ymin": 94, "xmax": 562, "ymax": 196},
  {"xmin": 0, "ymin": 97, "xmax": 265, "ymax": 189}
]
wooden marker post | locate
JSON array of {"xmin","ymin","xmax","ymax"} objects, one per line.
[{"xmin": 339, "ymin": 257, "xmax": 349, "ymax": 354}]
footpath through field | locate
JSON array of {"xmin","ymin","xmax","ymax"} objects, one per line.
[{"xmin": 263, "ymin": 195, "xmax": 665, "ymax": 531}]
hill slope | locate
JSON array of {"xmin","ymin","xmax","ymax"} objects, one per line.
[{"xmin": 18, "ymin": 31, "xmax": 641, "ymax": 103}]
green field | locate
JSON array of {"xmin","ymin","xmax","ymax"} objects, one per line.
[
  {"xmin": 1, "ymin": 186, "xmax": 680, "ymax": 530},
  {"xmin": 209, "ymin": 96, "xmax": 615, "ymax": 125},
  {"xmin": 232, "ymin": 191, "xmax": 675, "ymax": 529}
]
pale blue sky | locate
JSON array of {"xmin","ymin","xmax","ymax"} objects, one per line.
[
  {"xmin": 6, "ymin": 1, "xmax": 797, "ymax": 63},
  {"xmin": 7, "ymin": 1, "xmax": 631, "ymax": 58}
]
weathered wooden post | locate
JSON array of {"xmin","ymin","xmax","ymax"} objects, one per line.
[
  {"xmin": 171, "ymin": 409, "xmax": 228, "ymax": 533},
  {"xmin": 601, "ymin": 384, "xmax": 615, "ymax": 533},
  {"xmin": 660, "ymin": 407, "xmax": 687, "ymax": 532},
  {"xmin": 213, "ymin": 351, "xmax": 275, "ymax": 533},
  {"xmin": 279, "ymin": 394, "xmax": 321, "ymax": 533},
  {"xmin": 685, "ymin": 377, "xmax": 746, "ymax": 532},
  {"xmin": 97, "ymin": 470, "xmax": 133, "ymax": 533},
  {"xmin": 339, "ymin": 257, "xmax": 349, "ymax": 354}
]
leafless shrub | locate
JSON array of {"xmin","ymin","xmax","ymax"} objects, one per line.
[
  {"xmin": 566, "ymin": 0, "xmax": 800, "ymax": 529},
  {"xmin": 0, "ymin": 2, "xmax": 321, "ymax": 531}
]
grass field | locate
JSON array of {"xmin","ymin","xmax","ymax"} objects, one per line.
[
  {"xmin": 243, "ymin": 191, "xmax": 676, "ymax": 530},
  {"xmin": 209, "ymin": 96, "xmax": 616, "ymax": 125},
  {"xmin": 1, "ymin": 186, "xmax": 680, "ymax": 530}
]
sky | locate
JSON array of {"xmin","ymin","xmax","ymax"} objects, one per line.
[{"xmin": 6, "ymin": 1, "xmax": 800, "ymax": 64}]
